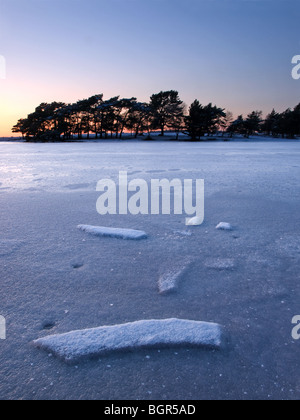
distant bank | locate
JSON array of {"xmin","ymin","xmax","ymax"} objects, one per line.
[{"xmin": 1, "ymin": 134, "xmax": 300, "ymax": 144}]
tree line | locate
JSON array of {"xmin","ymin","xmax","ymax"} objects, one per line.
[{"xmin": 12, "ymin": 91, "xmax": 300, "ymax": 141}]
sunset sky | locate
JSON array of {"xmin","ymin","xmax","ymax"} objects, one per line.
[{"xmin": 0, "ymin": 0, "xmax": 299, "ymax": 137}]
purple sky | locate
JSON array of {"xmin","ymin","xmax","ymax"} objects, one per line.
[{"xmin": 0, "ymin": 0, "xmax": 300, "ymax": 136}]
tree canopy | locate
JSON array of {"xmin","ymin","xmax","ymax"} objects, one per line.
[
  {"xmin": 12, "ymin": 92, "xmax": 300, "ymax": 142},
  {"xmin": 185, "ymin": 101, "xmax": 226, "ymax": 140},
  {"xmin": 150, "ymin": 90, "xmax": 185, "ymax": 137}
]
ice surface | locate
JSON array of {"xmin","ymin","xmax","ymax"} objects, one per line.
[
  {"xmin": 78, "ymin": 224, "xmax": 148, "ymax": 240},
  {"xmin": 274, "ymin": 234, "xmax": 300, "ymax": 258},
  {"xmin": 216, "ymin": 222, "xmax": 233, "ymax": 231},
  {"xmin": 33, "ymin": 318, "xmax": 223, "ymax": 363},
  {"xmin": 0, "ymin": 239, "xmax": 24, "ymax": 256},
  {"xmin": 0, "ymin": 139, "xmax": 300, "ymax": 399}
]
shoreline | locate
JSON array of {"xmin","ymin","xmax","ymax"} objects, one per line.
[{"xmin": 1, "ymin": 135, "xmax": 300, "ymax": 144}]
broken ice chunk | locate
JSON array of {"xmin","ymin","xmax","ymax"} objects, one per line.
[
  {"xmin": 33, "ymin": 318, "xmax": 224, "ymax": 364},
  {"xmin": 216, "ymin": 222, "xmax": 233, "ymax": 231},
  {"xmin": 78, "ymin": 225, "xmax": 147, "ymax": 240},
  {"xmin": 159, "ymin": 267, "xmax": 186, "ymax": 294}
]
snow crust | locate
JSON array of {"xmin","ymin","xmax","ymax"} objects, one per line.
[
  {"xmin": 78, "ymin": 224, "xmax": 148, "ymax": 240},
  {"xmin": 34, "ymin": 319, "xmax": 223, "ymax": 363},
  {"xmin": 158, "ymin": 263, "xmax": 191, "ymax": 294},
  {"xmin": 205, "ymin": 258, "xmax": 236, "ymax": 270}
]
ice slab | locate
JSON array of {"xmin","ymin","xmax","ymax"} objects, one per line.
[
  {"xmin": 33, "ymin": 318, "xmax": 223, "ymax": 363},
  {"xmin": 158, "ymin": 263, "xmax": 191, "ymax": 294},
  {"xmin": 78, "ymin": 225, "xmax": 147, "ymax": 240},
  {"xmin": 216, "ymin": 222, "xmax": 233, "ymax": 231}
]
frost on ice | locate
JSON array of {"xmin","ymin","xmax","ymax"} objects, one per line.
[
  {"xmin": 158, "ymin": 262, "xmax": 192, "ymax": 294},
  {"xmin": 77, "ymin": 225, "xmax": 148, "ymax": 240},
  {"xmin": 216, "ymin": 222, "xmax": 233, "ymax": 231},
  {"xmin": 0, "ymin": 239, "xmax": 24, "ymax": 257},
  {"xmin": 0, "ymin": 316, "xmax": 6, "ymax": 340},
  {"xmin": 205, "ymin": 258, "xmax": 236, "ymax": 270},
  {"xmin": 33, "ymin": 319, "xmax": 223, "ymax": 363}
]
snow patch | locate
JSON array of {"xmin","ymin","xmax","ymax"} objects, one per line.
[
  {"xmin": 205, "ymin": 258, "xmax": 236, "ymax": 270},
  {"xmin": 173, "ymin": 230, "xmax": 192, "ymax": 237},
  {"xmin": 33, "ymin": 318, "xmax": 223, "ymax": 363},
  {"xmin": 78, "ymin": 225, "xmax": 148, "ymax": 240}
]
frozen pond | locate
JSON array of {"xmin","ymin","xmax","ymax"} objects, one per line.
[{"xmin": 0, "ymin": 139, "xmax": 300, "ymax": 400}]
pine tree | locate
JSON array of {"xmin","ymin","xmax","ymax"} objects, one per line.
[
  {"xmin": 185, "ymin": 101, "xmax": 226, "ymax": 140},
  {"xmin": 244, "ymin": 111, "xmax": 263, "ymax": 137},
  {"xmin": 263, "ymin": 109, "xmax": 280, "ymax": 136},
  {"xmin": 185, "ymin": 100, "xmax": 204, "ymax": 140},
  {"xmin": 150, "ymin": 91, "xmax": 184, "ymax": 136},
  {"xmin": 228, "ymin": 115, "xmax": 246, "ymax": 137}
]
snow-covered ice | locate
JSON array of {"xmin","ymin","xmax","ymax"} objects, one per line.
[
  {"xmin": 33, "ymin": 319, "xmax": 223, "ymax": 363},
  {"xmin": 78, "ymin": 224, "xmax": 148, "ymax": 240},
  {"xmin": 0, "ymin": 139, "xmax": 300, "ymax": 400},
  {"xmin": 0, "ymin": 316, "xmax": 6, "ymax": 340},
  {"xmin": 0, "ymin": 239, "xmax": 24, "ymax": 257},
  {"xmin": 205, "ymin": 258, "xmax": 236, "ymax": 270},
  {"xmin": 173, "ymin": 230, "xmax": 192, "ymax": 237},
  {"xmin": 158, "ymin": 262, "xmax": 191, "ymax": 294},
  {"xmin": 274, "ymin": 234, "xmax": 300, "ymax": 258}
]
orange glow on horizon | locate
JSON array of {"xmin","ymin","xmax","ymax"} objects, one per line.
[
  {"xmin": 1, "ymin": 73, "xmax": 292, "ymax": 138},
  {"xmin": 0, "ymin": 75, "xmax": 114, "ymax": 137}
]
